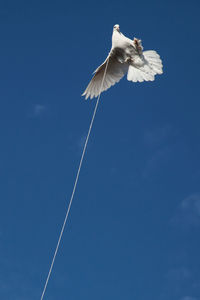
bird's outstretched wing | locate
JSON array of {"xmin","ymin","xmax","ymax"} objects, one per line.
[
  {"xmin": 82, "ymin": 52, "xmax": 128, "ymax": 100},
  {"xmin": 127, "ymin": 50, "xmax": 163, "ymax": 82}
]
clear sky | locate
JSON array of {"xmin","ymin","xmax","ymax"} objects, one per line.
[{"xmin": 0, "ymin": 0, "xmax": 200, "ymax": 299}]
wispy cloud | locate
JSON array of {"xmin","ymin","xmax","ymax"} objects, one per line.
[
  {"xmin": 33, "ymin": 104, "xmax": 46, "ymax": 117},
  {"xmin": 160, "ymin": 267, "xmax": 195, "ymax": 300},
  {"xmin": 171, "ymin": 194, "xmax": 200, "ymax": 228},
  {"xmin": 76, "ymin": 132, "xmax": 94, "ymax": 155},
  {"xmin": 142, "ymin": 124, "xmax": 178, "ymax": 178},
  {"xmin": 0, "ymin": 260, "xmax": 41, "ymax": 300},
  {"xmin": 144, "ymin": 124, "xmax": 174, "ymax": 148},
  {"xmin": 0, "ymin": 248, "xmax": 67, "ymax": 300},
  {"xmin": 166, "ymin": 267, "xmax": 191, "ymax": 282},
  {"xmin": 78, "ymin": 133, "xmax": 87, "ymax": 150},
  {"xmin": 181, "ymin": 296, "xmax": 197, "ymax": 300},
  {"xmin": 142, "ymin": 146, "xmax": 171, "ymax": 178}
]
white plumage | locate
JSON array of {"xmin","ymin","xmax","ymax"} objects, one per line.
[{"xmin": 82, "ymin": 24, "xmax": 163, "ymax": 100}]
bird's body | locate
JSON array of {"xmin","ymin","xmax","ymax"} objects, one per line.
[{"xmin": 82, "ymin": 24, "xmax": 163, "ymax": 99}]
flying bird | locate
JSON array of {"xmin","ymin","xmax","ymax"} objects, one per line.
[{"xmin": 82, "ymin": 24, "xmax": 163, "ymax": 100}]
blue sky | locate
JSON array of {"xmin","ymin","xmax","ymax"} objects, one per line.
[{"xmin": 0, "ymin": 0, "xmax": 200, "ymax": 299}]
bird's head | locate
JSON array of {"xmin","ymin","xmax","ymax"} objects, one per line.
[{"xmin": 113, "ymin": 24, "xmax": 120, "ymax": 32}]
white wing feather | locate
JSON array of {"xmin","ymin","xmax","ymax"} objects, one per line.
[
  {"xmin": 82, "ymin": 53, "xmax": 128, "ymax": 100},
  {"xmin": 127, "ymin": 50, "xmax": 163, "ymax": 83}
]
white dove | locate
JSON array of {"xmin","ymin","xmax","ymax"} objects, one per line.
[{"xmin": 82, "ymin": 24, "xmax": 163, "ymax": 100}]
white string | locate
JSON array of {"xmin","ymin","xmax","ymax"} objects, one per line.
[{"xmin": 40, "ymin": 58, "xmax": 109, "ymax": 300}]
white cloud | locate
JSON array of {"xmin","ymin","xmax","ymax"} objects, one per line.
[
  {"xmin": 166, "ymin": 267, "xmax": 191, "ymax": 282},
  {"xmin": 171, "ymin": 194, "xmax": 200, "ymax": 228},
  {"xmin": 142, "ymin": 146, "xmax": 171, "ymax": 178},
  {"xmin": 144, "ymin": 124, "xmax": 173, "ymax": 147},
  {"xmin": 181, "ymin": 296, "xmax": 197, "ymax": 300},
  {"xmin": 160, "ymin": 267, "xmax": 195, "ymax": 300},
  {"xmin": 181, "ymin": 194, "xmax": 200, "ymax": 217},
  {"xmin": 142, "ymin": 124, "xmax": 179, "ymax": 178},
  {"xmin": 33, "ymin": 104, "xmax": 46, "ymax": 117},
  {"xmin": 78, "ymin": 133, "xmax": 87, "ymax": 149},
  {"xmin": 0, "ymin": 263, "xmax": 40, "ymax": 300}
]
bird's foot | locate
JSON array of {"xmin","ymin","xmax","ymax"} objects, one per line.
[
  {"xmin": 125, "ymin": 57, "xmax": 133, "ymax": 64},
  {"xmin": 133, "ymin": 38, "xmax": 143, "ymax": 54}
]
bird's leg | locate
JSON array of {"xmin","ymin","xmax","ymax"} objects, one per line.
[
  {"xmin": 125, "ymin": 57, "xmax": 134, "ymax": 64},
  {"xmin": 133, "ymin": 38, "xmax": 143, "ymax": 54},
  {"xmin": 125, "ymin": 57, "xmax": 131, "ymax": 63}
]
